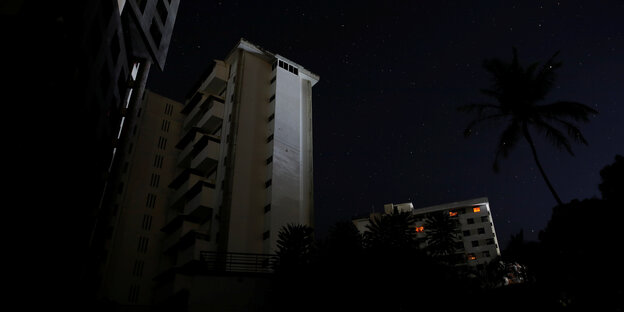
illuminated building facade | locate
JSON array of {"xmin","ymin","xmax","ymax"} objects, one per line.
[
  {"xmin": 97, "ymin": 39, "xmax": 318, "ymax": 310},
  {"xmin": 353, "ymin": 197, "xmax": 501, "ymax": 267}
]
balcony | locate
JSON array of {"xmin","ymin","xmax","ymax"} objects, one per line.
[
  {"xmin": 196, "ymin": 99, "xmax": 224, "ymax": 134},
  {"xmin": 183, "ymin": 182, "xmax": 215, "ymax": 221},
  {"xmin": 176, "ymin": 130, "xmax": 220, "ymax": 169},
  {"xmin": 199, "ymin": 60, "xmax": 228, "ymax": 96},
  {"xmin": 200, "ymin": 251, "xmax": 278, "ymax": 274},
  {"xmin": 169, "ymin": 172, "xmax": 214, "ymax": 210},
  {"xmin": 183, "ymin": 95, "xmax": 224, "ymax": 131},
  {"xmin": 190, "ymin": 134, "xmax": 220, "ymax": 174}
]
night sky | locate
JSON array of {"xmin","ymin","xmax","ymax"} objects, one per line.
[{"xmin": 148, "ymin": 0, "xmax": 624, "ymax": 248}]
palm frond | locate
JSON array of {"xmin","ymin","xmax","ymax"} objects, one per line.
[
  {"xmin": 537, "ymin": 101, "xmax": 598, "ymax": 122},
  {"xmin": 548, "ymin": 117, "xmax": 589, "ymax": 145},
  {"xmin": 532, "ymin": 120, "xmax": 574, "ymax": 155},
  {"xmin": 457, "ymin": 102, "xmax": 501, "ymax": 114}
]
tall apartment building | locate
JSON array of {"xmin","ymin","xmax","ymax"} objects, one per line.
[
  {"xmin": 98, "ymin": 90, "xmax": 184, "ymax": 306},
  {"xmin": 98, "ymin": 39, "xmax": 319, "ymax": 311},
  {"xmin": 353, "ymin": 197, "xmax": 501, "ymax": 268}
]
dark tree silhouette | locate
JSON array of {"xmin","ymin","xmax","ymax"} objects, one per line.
[
  {"xmin": 363, "ymin": 209, "xmax": 418, "ymax": 250},
  {"xmin": 598, "ymin": 154, "xmax": 623, "ymax": 201},
  {"xmin": 423, "ymin": 212, "xmax": 461, "ymax": 262},
  {"xmin": 459, "ymin": 48, "xmax": 598, "ymax": 205},
  {"xmin": 274, "ymin": 223, "xmax": 315, "ymax": 272}
]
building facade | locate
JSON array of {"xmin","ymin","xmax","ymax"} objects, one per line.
[
  {"xmin": 98, "ymin": 90, "xmax": 184, "ymax": 306},
  {"xmin": 98, "ymin": 39, "xmax": 319, "ymax": 311},
  {"xmin": 353, "ymin": 197, "xmax": 501, "ymax": 268}
]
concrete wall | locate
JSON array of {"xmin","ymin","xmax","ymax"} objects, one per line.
[{"xmin": 101, "ymin": 90, "xmax": 184, "ymax": 304}]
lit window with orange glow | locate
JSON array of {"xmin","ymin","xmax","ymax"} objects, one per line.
[
  {"xmin": 467, "ymin": 254, "xmax": 476, "ymax": 261},
  {"xmin": 473, "ymin": 207, "xmax": 481, "ymax": 213},
  {"xmin": 415, "ymin": 226, "xmax": 424, "ymax": 232},
  {"xmin": 449, "ymin": 211, "xmax": 458, "ymax": 217}
]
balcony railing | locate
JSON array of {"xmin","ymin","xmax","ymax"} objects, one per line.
[{"xmin": 200, "ymin": 251, "xmax": 278, "ymax": 274}]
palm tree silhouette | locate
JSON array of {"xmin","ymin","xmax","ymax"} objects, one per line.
[
  {"xmin": 424, "ymin": 212, "xmax": 461, "ymax": 263},
  {"xmin": 460, "ymin": 48, "xmax": 597, "ymax": 205},
  {"xmin": 363, "ymin": 209, "xmax": 418, "ymax": 250}
]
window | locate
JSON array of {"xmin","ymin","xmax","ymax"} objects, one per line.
[
  {"xmin": 269, "ymin": 94, "xmax": 275, "ymax": 102},
  {"xmin": 153, "ymin": 154, "xmax": 163, "ymax": 169},
  {"xmin": 449, "ymin": 211, "xmax": 458, "ymax": 217},
  {"xmin": 145, "ymin": 193, "xmax": 156, "ymax": 208},
  {"xmin": 472, "ymin": 240, "xmax": 479, "ymax": 247},
  {"xmin": 481, "ymin": 216, "xmax": 489, "ymax": 222},
  {"xmin": 161, "ymin": 119, "xmax": 170, "ymax": 132},
  {"xmin": 467, "ymin": 218, "xmax": 474, "ymax": 224},
  {"xmin": 268, "ymin": 113, "xmax": 275, "ymax": 122},
  {"xmin": 142, "ymin": 215, "xmax": 153, "ymax": 231},
  {"xmin": 132, "ymin": 260, "xmax": 144, "ymax": 277},
  {"xmin": 463, "ymin": 230, "xmax": 471, "ymax": 237},
  {"xmin": 149, "ymin": 173, "xmax": 160, "ymax": 187},
  {"xmin": 164, "ymin": 103, "xmax": 174, "ymax": 116},
  {"xmin": 156, "ymin": 0, "xmax": 168, "ymax": 23},
  {"xmin": 137, "ymin": 236, "xmax": 149, "ymax": 253},
  {"xmin": 270, "ymin": 76, "xmax": 276, "ymax": 83},
  {"xmin": 265, "ymin": 179, "xmax": 272, "ymax": 188},
  {"xmin": 264, "ymin": 204, "xmax": 271, "ymax": 213},
  {"xmin": 263, "ymin": 231, "xmax": 270, "ymax": 240},
  {"xmin": 415, "ymin": 226, "xmax": 424, "ymax": 233},
  {"xmin": 486, "ymin": 238, "xmax": 495, "ymax": 245},
  {"xmin": 473, "ymin": 207, "xmax": 481, "ymax": 213},
  {"xmin": 149, "ymin": 18, "xmax": 162, "ymax": 47},
  {"xmin": 482, "ymin": 250, "xmax": 491, "ymax": 257},
  {"xmin": 478, "ymin": 228, "xmax": 485, "ymax": 234},
  {"xmin": 137, "ymin": 0, "xmax": 148, "ymax": 12},
  {"xmin": 266, "ymin": 134, "xmax": 274, "ymax": 143},
  {"xmin": 128, "ymin": 284, "xmax": 140, "ymax": 303},
  {"xmin": 467, "ymin": 254, "xmax": 477, "ymax": 261},
  {"xmin": 266, "ymin": 155, "xmax": 273, "ymax": 165},
  {"xmin": 157, "ymin": 137, "xmax": 167, "ymax": 149}
]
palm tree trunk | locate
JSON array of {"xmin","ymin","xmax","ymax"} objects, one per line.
[{"xmin": 522, "ymin": 124, "xmax": 564, "ymax": 206}]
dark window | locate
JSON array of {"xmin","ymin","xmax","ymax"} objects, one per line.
[
  {"xmin": 263, "ymin": 231, "xmax": 270, "ymax": 240},
  {"xmin": 267, "ymin": 134, "xmax": 274, "ymax": 143},
  {"xmin": 265, "ymin": 179, "xmax": 272, "ymax": 188},
  {"xmin": 467, "ymin": 218, "xmax": 474, "ymax": 224},
  {"xmin": 266, "ymin": 155, "xmax": 273, "ymax": 164},
  {"xmin": 149, "ymin": 18, "xmax": 162, "ymax": 47},
  {"xmin": 268, "ymin": 113, "xmax": 275, "ymax": 122},
  {"xmin": 269, "ymin": 94, "xmax": 275, "ymax": 102},
  {"xmin": 482, "ymin": 250, "xmax": 491, "ymax": 257},
  {"xmin": 137, "ymin": 236, "xmax": 149, "ymax": 253},
  {"xmin": 478, "ymin": 228, "xmax": 485, "ymax": 234},
  {"xmin": 142, "ymin": 215, "xmax": 153, "ymax": 230},
  {"xmin": 270, "ymin": 76, "xmax": 276, "ymax": 83},
  {"xmin": 264, "ymin": 204, "xmax": 271, "ymax": 213},
  {"xmin": 463, "ymin": 230, "xmax": 471, "ymax": 237},
  {"xmin": 128, "ymin": 284, "xmax": 140, "ymax": 303},
  {"xmin": 472, "ymin": 240, "xmax": 479, "ymax": 247},
  {"xmin": 133, "ymin": 260, "xmax": 144, "ymax": 277},
  {"xmin": 293, "ymin": 67, "xmax": 298, "ymax": 75},
  {"xmin": 137, "ymin": 0, "xmax": 148, "ymax": 12},
  {"xmin": 156, "ymin": 0, "xmax": 168, "ymax": 23},
  {"xmin": 486, "ymin": 238, "xmax": 495, "ymax": 245},
  {"xmin": 481, "ymin": 216, "xmax": 489, "ymax": 222}
]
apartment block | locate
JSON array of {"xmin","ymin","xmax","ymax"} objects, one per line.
[
  {"xmin": 354, "ymin": 197, "xmax": 501, "ymax": 268},
  {"xmin": 97, "ymin": 39, "xmax": 318, "ymax": 311},
  {"xmin": 98, "ymin": 90, "xmax": 184, "ymax": 306}
]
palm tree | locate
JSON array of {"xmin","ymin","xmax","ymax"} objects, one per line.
[
  {"xmin": 363, "ymin": 209, "xmax": 419, "ymax": 250},
  {"xmin": 274, "ymin": 223, "xmax": 315, "ymax": 272},
  {"xmin": 459, "ymin": 48, "xmax": 598, "ymax": 205},
  {"xmin": 423, "ymin": 212, "xmax": 461, "ymax": 262}
]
